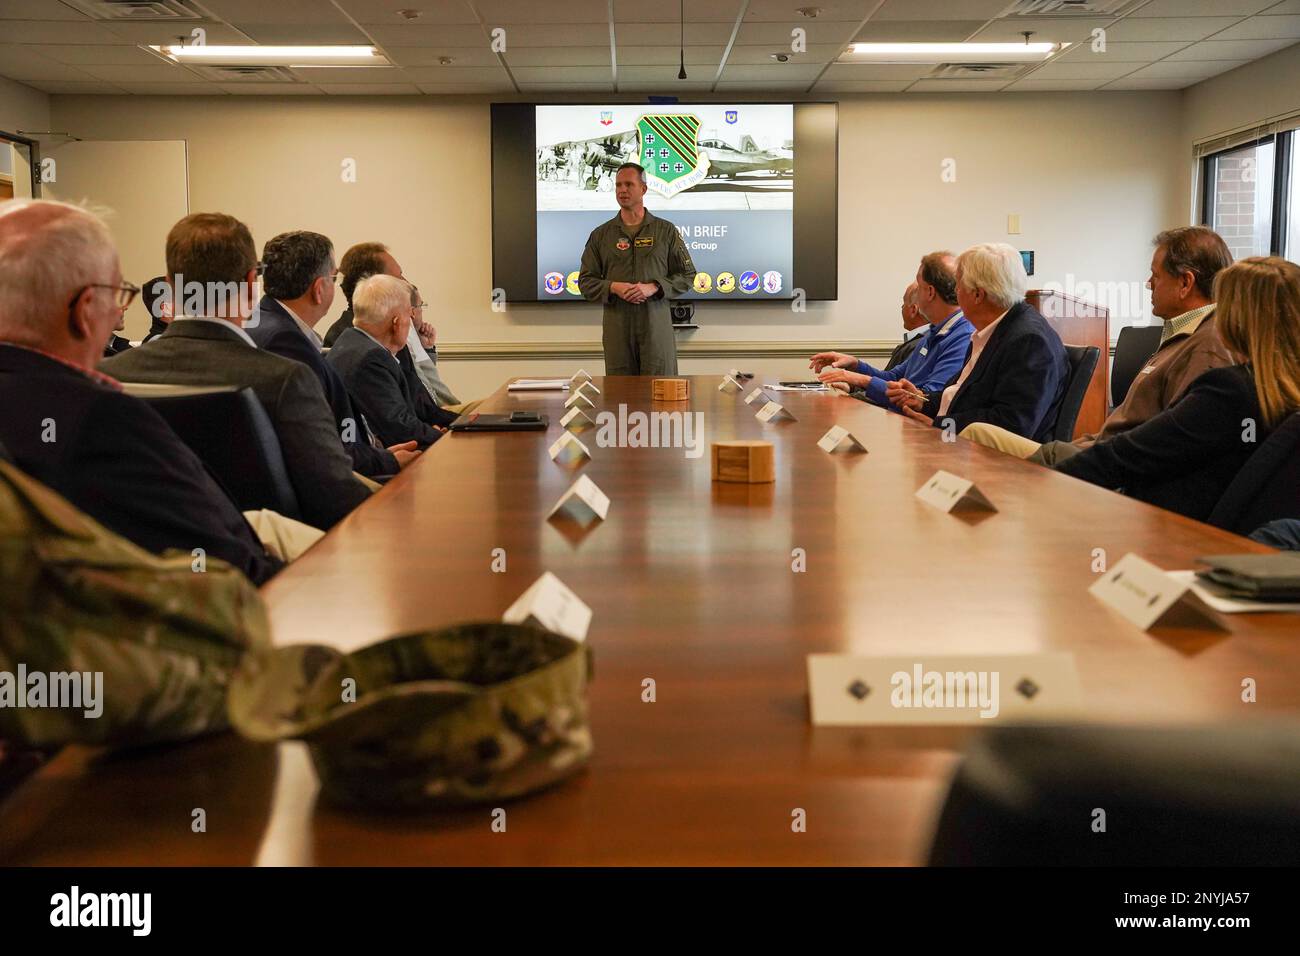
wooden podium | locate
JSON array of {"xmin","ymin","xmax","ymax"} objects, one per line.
[{"xmin": 1026, "ymin": 289, "xmax": 1109, "ymax": 440}]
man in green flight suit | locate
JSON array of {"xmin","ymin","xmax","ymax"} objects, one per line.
[{"xmin": 578, "ymin": 162, "xmax": 697, "ymax": 375}]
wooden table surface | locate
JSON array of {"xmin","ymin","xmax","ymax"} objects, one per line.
[{"xmin": 3, "ymin": 375, "xmax": 1297, "ymax": 866}]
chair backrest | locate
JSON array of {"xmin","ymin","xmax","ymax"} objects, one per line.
[
  {"xmin": 1207, "ymin": 410, "xmax": 1300, "ymax": 536},
  {"xmin": 122, "ymin": 383, "xmax": 302, "ymax": 521},
  {"xmin": 0, "ymin": 438, "xmax": 11, "ymax": 464},
  {"xmin": 1052, "ymin": 344, "xmax": 1101, "ymax": 442},
  {"xmin": 1110, "ymin": 324, "xmax": 1163, "ymax": 408}
]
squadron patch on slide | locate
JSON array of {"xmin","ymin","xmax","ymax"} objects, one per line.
[{"xmin": 637, "ymin": 113, "xmax": 710, "ymax": 198}]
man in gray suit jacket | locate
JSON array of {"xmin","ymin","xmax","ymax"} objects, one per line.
[{"xmin": 101, "ymin": 213, "xmax": 371, "ymax": 531}]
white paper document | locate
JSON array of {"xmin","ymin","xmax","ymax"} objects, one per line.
[{"xmin": 509, "ymin": 379, "xmax": 570, "ymax": 391}]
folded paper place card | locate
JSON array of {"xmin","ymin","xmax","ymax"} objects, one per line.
[
  {"xmin": 576, "ymin": 379, "xmax": 601, "ymax": 397},
  {"xmin": 547, "ymin": 473, "xmax": 610, "ymax": 527},
  {"xmin": 744, "ymin": 386, "xmax": 773, "ymax": 407},
  {"xmin": 570, "ymin": 368, "xmax": 593, "ymax": 385},
  {"xmin": 817, "ymin": 425, "xmax": 867, "ymax": 454},
  {"xmin": 503, "ymin": 571, "xmax": 592, "ymax": 643},
  {"xmin": 807, "ymin": 653, "xmax": 1082, "ymax": 726},
  {"xmin": 560, "ymin": 406, "xmax": 594, "ymax": 432},
  {"xmin": 755, "ymin": 400, "xmax": 796, "ymax": 423},
  {"xmin": 1089, "ymin": 552, "xmax": 1223, "ymax": 631},
  {"xmin": 915, "ymin": 470, "xmax": 996, "ymax": 514},
  {"xmin": 718, "ymin": 375, "xmax": 743, "ymax": 394},
  {"xmin": 564, "ymin": 391, "xmax": 596, "ymax": 409},
  {"xmin": 548, "ymin": 432, "xmax": 591, "ymax": 464}
]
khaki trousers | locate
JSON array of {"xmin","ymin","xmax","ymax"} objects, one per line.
[{"xmin": 243, "ymin": 510, "xmax": 326, "ymax": 562}]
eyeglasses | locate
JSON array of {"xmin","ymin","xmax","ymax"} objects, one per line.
[{"xmin": 67, "ymin": 281, "xmax": 140, "ymax": 312}]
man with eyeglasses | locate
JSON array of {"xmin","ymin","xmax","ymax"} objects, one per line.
[
  {"xmin": 248, "ymin": 230, "xmax": 420, "ymax": 480},
  {"xmin": 0, "ymin": 198, "xmax": 279, "ymax": 584}
]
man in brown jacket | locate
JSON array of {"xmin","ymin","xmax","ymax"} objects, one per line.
[{"xmin": 961, "ymin": 226, "xmax": 1235, "ymax": 464}]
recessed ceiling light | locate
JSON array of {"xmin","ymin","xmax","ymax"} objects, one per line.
[
  {"xmin": 845, "ymin": 42, "xmax": 1063, "ymax": 63},
  {"xmin": 770, "ymin": 53, "xmax": 791, "ymax": 62},
  {"xmin": 797, "ymin": 6, "xmax": 821, "ymax": 17},
  {"xmin": 151, "ymin": 45, "xmax": 391, "ymax": 67}
]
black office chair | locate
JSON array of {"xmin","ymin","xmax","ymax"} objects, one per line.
[
  {"xmin": 122, "ymin": 383, "xmax": 302, "ymax": 521},
  {"xmin": 1207, "ymin": 411, "xmax": 1300, "ymax": 536},
  {"xmin": 1109, "ymin": 325, "xmax": 1163, "ymax": 409},
  {"xmin": 1050, "ymin": 344, "xmax": 1100, "ymax": 442},
  {"xmin": 0, "ymin": 438, "xmax": 12, "ymax": 464},
  {"xmin": 928, "ymin": 723, "xmax": 1300, "ymax": 865}
]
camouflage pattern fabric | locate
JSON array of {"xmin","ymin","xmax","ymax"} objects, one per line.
[
  {"xmin": 0, "ymin": 458, "xmax": 270, "ymax": 749},
  {"xmin": 228, "ymin": 623, "xmax": 594, "ymax": 808}
]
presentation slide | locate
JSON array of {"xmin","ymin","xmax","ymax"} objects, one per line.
[{"xmin": 535, "ymin": 104, "xmax": 794, "ymax": 300}]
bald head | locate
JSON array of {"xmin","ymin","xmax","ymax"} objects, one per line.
[
  {"xmin": 0, "ymin": 199, "xmax": 123, "ymax": 369},
  {"xmin": 352, "ymin": 273, "xmax": 413, "ymax": 354},
  {"xmin": 901, "ymin": 281, "xmax": 923, "ymax": 331}
]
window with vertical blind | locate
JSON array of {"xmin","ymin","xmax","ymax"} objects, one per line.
[{"xmin": 1196, "ymin": 114, "xmax": 1300, "ymax": 261}]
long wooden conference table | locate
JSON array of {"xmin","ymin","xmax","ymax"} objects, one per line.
[{"xmin": 2, "ymin": 375, "xmax": 1297, "ymax": 866}]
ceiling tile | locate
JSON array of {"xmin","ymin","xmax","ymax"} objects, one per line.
[
  {"xmin": 31, "ymin": 44, "xmax": 171, "ymax": 66},
  {"xmin": 365, "ymin": 24, "xmax": 490, "ymax": 46},
  {"xmin": 1105, "ymin": 18, "xmax": 1239, "ymax": 42},
  {"xmin": 1056, "ymin": 40, "xmax": 1188, "ymax": 62},
  {"xmin": 613, "ymin": 21, "xmax": 739, "ymax": 44},
  {"xmin": 969, "ymin": 17, "xmax": 1112, "ymax": 43},
  {"xmin": 852, "ymin": 20, "xmax": 988, "ymax": 42},
  {"xmin": 0, "ymin": 20, "xmax": 123, "ymax": 43},
  {"xmin": 317, "ymin": 83, "xmax": 423, "ymax": 94},
  {"xmin": 335, "ymin": 0, "xmax": 482, "ymax": 25},
  {"xmin": 0, "ymin": 53, "xmax": 99, "ymax": 82},
  {"xmin": 1004, "ymin": 78, "xmax": 1104, "ymax": 91},
  {"xmin": 1025, "ymin": 59, "xmax": 1145, "ymax": 80},
  {"xmin": 387, "ymin": 46, "xmax": 504, "ymax": 67},
  {"xmin": 1167, "ymin": 38, "xmax": 1299, "ymax": 60},
  {"xmin": 506, "ymin": 46, "xmax": 612, "ymax": 66},
  {"xmin": 617, "ymin": 64, "xmax": 722, "ymax": 81},
  {"xmin": 615, "ymin": 45, "xmax": 726, "ymax": 65},
  {"xmin": 216, "ymin": 83, "xmax": 324, "ymax": 94},
  {"xmin": 718, "ymin": 62, "xmax": 823, "ymax": 81},
  {"xmin": 511, "ymin": 65, "xmax": 617, "ymax": 82},
  {"xmin": 515, "ymin": 82, "xmax": 615, "ymax": 91},
  {"xmin": 1263, "ymin": 0, "xmax": 1300, "ymax": 12},
  {"xmin": 1124, "ymin": 59, "xmax": 1248, "ymax": 80},
  {"xmin": 713, "ymin": 80, "xmax": 811, "ymax": 90},
  {"xmin": 821, "ymin": 62, "xmax": 934, "ymax": 81},
  {"xmin": 115, "ymin": 83, "xmax": 225, "ymax": 95},
  {"xmin": 477, "ymin": 0, "xmax": 613, "ymax": 24},
  {"xmin": 735, "ymin": 20, "xmax": 861, "ymax": 44},
  {"xmin": 0, "ymin": 1, "xmax": 90, "ymax": 19},
  {"xmin": 1213, "ymin": 14, "xmax": 1300, "ymax": 39},
  {"xmin": 873, "ymin": 0, "xmax": 1008, "ymax": 18},
  {"xmin": 727, "ymin": 43, "xmax": 843, "ymax": 64},
  {"xmin": 400, "ymin": 65, "xmax": 513, "ymax": 83},
  {"xmin": 1103, "ymin": 77, "xmax": 1189, "ymax": 89},
  {"xmin": 233, "ymin": 23, "xmax": 372, "ymax": 44},
  {"xmin": 618, "ymin": 80, "xmax": 715, "ymax": 92},
  {"xmin": 26, "ymin": 80, "xmax": 128, "ymax": 94},
  {"xmin": 283, "ymin": 66, "xmax": 410, "ymax": 83},
  {"xmin": 414, "ymin": 81, "xmax": 516, "ymax": 93},
  {"xmin": 745, "ymin": 0, "xmax": 875, "ymax": 21},
  {"xmin": 813, "ymin": 80, "xmax": 911, "ymax": 92},
  {"xmin": 200, "ymin": 0, "xmax": 355, "ymax": 22},
  {"xmin": 101, "ymin": 22, "xmax": 251, "ymax": 44},
  {"xmin": 611, "ymin": 0, "xmax": 741, "ymax": 22},
  {"xmin": 1136, "ymin": 0, "xmax": 1275, "ymax": 15},
  {"xmin": 906, "ymin": 78, "xmax": 1010, "ymax": 92},
  {"xmin": 78, "ymin": 63, "xmax": 205, "ymax": 83}
]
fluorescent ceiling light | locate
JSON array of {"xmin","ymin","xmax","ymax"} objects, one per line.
[
  {"xmin": 151, "ymin": 45, "xmax": 390, "ymax": 67},
  {"xmin": 846, "ymin": 42, "xmax": 1064, "ymax": 63}
]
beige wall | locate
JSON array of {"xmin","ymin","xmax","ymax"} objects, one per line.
[
  {"xmin": 49, "ymin": 90, "xmax": 1182, "ymax": 399},
  {"xmin": 1179, "ymin": 43, "xmax": 1300, "ymax": 223},
  {"xmin": 0, "ymin": 76, "xmax": 49, "ymax": 201}
]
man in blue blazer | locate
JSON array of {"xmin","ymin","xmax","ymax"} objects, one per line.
[
  {"xmin": 249, "ymin": 231, "xmax": 419, "ymax": 479},
  {"xmin": 889, "ymin": 243, "xmax": 1068, "ymax": 443}
]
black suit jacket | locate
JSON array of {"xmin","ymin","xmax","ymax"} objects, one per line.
[
  {"xmin": 1057, "ymin": 365, "xmax": 1267, "ymax": 522},
  {"xmin": 323, "ymin": 308, "xmax": 353, "ymax": 349},
  {"xmin": 921, "ymin": 300, "xmax": 1069, "ymax": 442},
  {"xmin": 0, "ymin": 345, "xmax": 278, "ymax": 584},
  {"xmin": 100, "ymin": 320, "xmax": 371, "ymax": 530},
  {"xmin": 326, "ymin": 328, "xmax": 457, "ymax": 450},
  {"xmin": 884, "ymin": 331, "xmax": 924, "ymax": 372},
  {"xmin": 247, "ymin": 297, "xmax": 397, "ymax": 478}
]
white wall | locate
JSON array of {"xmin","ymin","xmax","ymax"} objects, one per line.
[{"xmin": 49, "ymin": 90, "xmax": 1182, "ymax": 398}]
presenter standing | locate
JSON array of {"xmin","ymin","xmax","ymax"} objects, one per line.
[{"xmin": 578, "ymin": 162, "xmax": 696, "ymax": 375}]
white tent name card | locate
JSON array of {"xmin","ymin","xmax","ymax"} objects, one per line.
[
  {"xmin": 547, "ymin": 474, "xmax": 610, "ymax": 527},
  {"xmin": 718, "ymin": 375, "xmax": 743, "ymax": 393},
  {"xmin": 564, "ymin": 391, "xmax": 596, "ymax": 410},
  {"xmin": 744, "ymin": 386, "xmax": 772, "ymax": 407},
  {"xmin": 560, "ymin": 406, "xmax": 594, "ymax": 432},
  {"xmin": 570, "ymin": 368, "xmax": 593, "ymax": 385},
  {"xmin": 503, "ymin": 571, "xmax": 592, "ymax": 643},
  {"xmin": 817, "ymin": 425, "xmax": 867, "ymax": 454},
  {"xmin": 755, "ymin": 400, "xmax": 796, "ymax": 423},
  {"xmin": 915, "ymin": 470, "xmax": 996, "ymax": 514},
  {"xmin": 806, "ymin": 653, "xmax": 1082, "ymax": 726},
  {"xmin": 1089, "ymin": 552, "xmax": 1223, "ymax": 631},
  {"xmin": 576, "ymin": 379, "xmax": 601, "ymax": 397},
  {"xmin": 548, "ymin": 432, "xmax": 591, "ymax": 464}
]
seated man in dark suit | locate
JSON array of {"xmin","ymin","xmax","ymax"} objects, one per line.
[
  {"xmin": 249, "ymin": 230, "xmax": 419, "ymax": 479},
  {"xmin": 888, "ymin": 242, "xmax": 1069, "ymax": 442},
  {"xmin": 327, "ymin": 274, "xmax": 458, "ymax": 450},
  {"xmin": 0, "ymin": 198, "xmax": 278, "ymax": 584},
  {"xmin": 140, "ymin": 274, "xmax": 172, "ymax": 344},
  {"xmin": 101, "ymin": 212, "xmax": 372, "ymax": 531}
]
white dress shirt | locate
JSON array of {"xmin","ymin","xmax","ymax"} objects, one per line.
[{"xmin": 937, "ymin": 308, "xmax": 1010, "ymax": 417}]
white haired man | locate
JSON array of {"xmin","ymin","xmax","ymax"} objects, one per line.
[
  {"xmin": 887, "ymin": 242, "xmax": 1070, "ymax": 442},
  {"xmin": 326, "ymin": 274, "xmax": 458, "ymax": 450}
]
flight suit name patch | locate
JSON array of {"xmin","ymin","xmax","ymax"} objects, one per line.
[{"xmin": 635, "ymin": 236, "xmax": 654, "ymax": 248}]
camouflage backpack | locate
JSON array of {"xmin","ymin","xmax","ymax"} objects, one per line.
[
  {"xmin": 228, "ymin": 623, "xmax": 594, "ymax": 808},
  {"xmin": 0, "ymin": 457, "xmax": 270, "ymax": 749}
]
